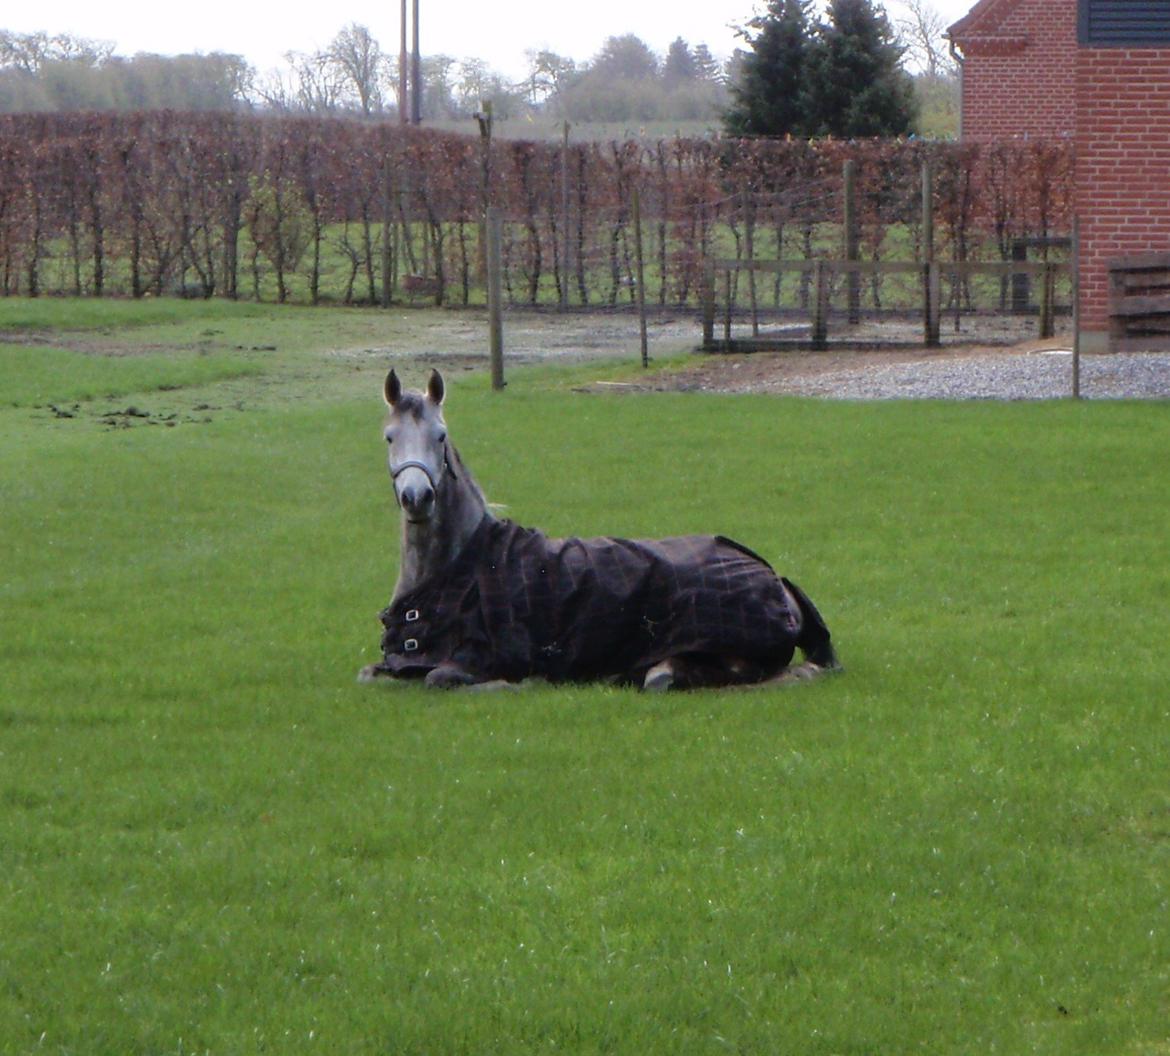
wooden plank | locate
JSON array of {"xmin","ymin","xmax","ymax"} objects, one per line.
[
  {"xmin": 1121, "ymin": 318, "xmax": 1170, "ymax": 335},
  {"xmin": 713, "ymin": 258, "xmax": 947, "ymax": 276},
  {"xmin": 836, "ymin": 260, "xmax": 924, "ymax": 276},
  {"xmin": 1014, "ymin": 236, "xmax": 1072, "ymax": 249},
  {"xmin": 1108, "ymin": 293, "xmax": 1170, "ymax": 316},
  {"xmin": 1115, "ymin": 270, "xmax": 1170, "ymax": 290},
  {"xmin": 710, "ymin": 258, "xmax": 1072, "ymax": 280},
  {"xmin": 712, "ymin": 258, "xmax": 814, "ymax": 274},
  {"xmin": 1108, "ymin": 251, "xmax": 1170, "ymax": 271},
  {"xmin": 1112, "ymin": 334, "xmax": 1170, "ymax": 353},
  {"xmin": 948, "ymin": 260, "xmax": 1070, "ymax": 278}
]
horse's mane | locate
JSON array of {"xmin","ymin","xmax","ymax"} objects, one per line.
[{"xmin": 447, "ymin": 442, "xmax": 490, "ymax": 513}]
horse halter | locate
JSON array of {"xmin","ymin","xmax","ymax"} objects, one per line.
[{"xmin": 389, "ymin": 442, "xmax": 458, "ymax": 493}]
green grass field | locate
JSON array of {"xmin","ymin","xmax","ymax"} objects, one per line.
[{"xmin": 2, "ymin": 300, "xmax": 1168, "ymax": 1054}]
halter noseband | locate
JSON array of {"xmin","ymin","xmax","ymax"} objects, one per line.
[
  {"xmin": 389, "ymin": 443, "xmax": 458, "ymax": 493},
  {"xmin": 390, "ymin": 458, "xmax": 441, "ymax": 489}
]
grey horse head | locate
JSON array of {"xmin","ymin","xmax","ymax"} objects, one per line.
[{"xmin": 383, "ymin": 368, "xmax": 453, "ymax": 524}]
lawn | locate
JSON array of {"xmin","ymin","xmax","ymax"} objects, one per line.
[{"xmin": 1, "ymin": 300, "xmax": 1168, "ymax": 1054}]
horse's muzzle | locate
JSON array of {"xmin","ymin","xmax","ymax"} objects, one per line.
[{"xmin": 399, "ymin": 479, "xmax": 435, "ymax": 521}]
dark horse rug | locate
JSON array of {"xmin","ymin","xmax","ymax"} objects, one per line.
[{"xmin": 373, "ymin": 515, "xmax": 833, "ymax": 686}]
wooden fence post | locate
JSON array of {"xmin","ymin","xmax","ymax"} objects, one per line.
[
  {"xmin": 843, "ymin": 160, "xmax": 860, "ymax": 325},
  {"xmin": 921, "ymin": 160, "xmax": 938, "ymax": 347},
  {"xmin": 1011, "ymin": 239, "xmax": 1031, "ymax": 313},
  {"xmin": 486, "ymin": 206, "xmax": 505, "ymax": 390},
  {"xmin": 812, "ymin": 261, "xmax": 829, "ymax": 350},
  {"xmin": 380, "ymin": 157, "xmax": 393, "ymax": 308},
  {"xmin": 1072, "ymin": 217, "xmax": 1081, "ymax": 399},
  {"xmin": 744, "ymin": 192, "xmax": 759, "ymax": 337},
  {"xmin": 921, "ymin": 159, "xmax": 934, "ymax": 264},
  {"xmin": 560, "ymin": 121, "xmax": 570, "ymax": 310},
  {"xmin": 1040, "ymin": 262, "xmax": 1055, "ymax": 339},
  {"xmin": 723, "ymin": 267, "xmax": 733, "ymax": 350},
  {"xmin": 701, "ymin": 262, "xmax": 715, "ymax": 349},
  {"xmin": 925, "ymin": 261, "xmax": 941, "ymax": 347},
  {"xmin": 632, "ymin": 185, "xmax": 648, "ymax": 367}
]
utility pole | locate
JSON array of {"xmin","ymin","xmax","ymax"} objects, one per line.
[
  {"xmin": 399, "ymin": 0, "xmax": 408, "ymax": 124},
  {"xmin": 411, "ymin": 0, "xmax": 422, "ymax": 125}
]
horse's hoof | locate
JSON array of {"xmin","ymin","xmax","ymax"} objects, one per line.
[{"xmin": 642, "ymin": 662, "xmax": 675, "ymax": 692}]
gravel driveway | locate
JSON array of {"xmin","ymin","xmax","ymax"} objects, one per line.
[
  {"xmin": 596, "ymin": 334, "xmax": 1170, "ymax": 401},
  {"xmin": 767, "ymin": 348, "xmax": 1170, "ymax": 400},
  {"xmin": 382, "ymin": 310, "xmax": 1170, "ymax": 401}
]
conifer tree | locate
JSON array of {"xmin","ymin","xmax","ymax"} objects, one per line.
[
  {"xmin": 805, "ymin": 0, "xmax": 917, "ymax": 137},
  {"xmin": 723, "ymin": 0, "xmax": 815, "ymax": 137},
  {"xmin": 663, "ymin": 38, "xmax": 697, "ymax": 85}
]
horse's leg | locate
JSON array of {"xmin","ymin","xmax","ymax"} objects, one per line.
[
  {"xmin": 642, "ymin": 655, "xmax": 749, "ymax": 691},
  {"xmin": 357, "ymin": 663, "xmax": 416, "ymax": 686},
  {"xmin": 358, "ymin": 661, "xmax": 522, "ymax": 691},
  {"xmin": 643, "ymin": 650, "xmax": 840, "ymax": 692},
  {"xmin": 422, "ymin": 660, "xmax": 526, "ymax": 691},
  {"xmin": 423, "ymin": 660, "xmax": 481, "ymax": 688}
]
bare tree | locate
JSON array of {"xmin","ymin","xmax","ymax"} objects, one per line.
[
  {"xmin": 249, "ymin": 66, "xmax": 297, "ymax": 111},
  {"xmin": 281, "ymin": 50, "xmax": 344, "ymax": 113},
  {"xmin": 327, "ymin": 23, "xmax": 384, "ymax": 116},
  {"xmin": 893, "ymin": 0, "xmax": 957, "ymax": 78},
  {"xmin": 523, "ymin": 49, "xmax": 576, "ymax": 106}
]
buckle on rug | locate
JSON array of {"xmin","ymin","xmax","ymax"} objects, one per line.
[
  {"xmin": 403, "ymin": 638, "xmax": 419, "ymax": 652},
  {"xmin": 405, "ymin": 609, "xmax": 420, "ymax": 622}
]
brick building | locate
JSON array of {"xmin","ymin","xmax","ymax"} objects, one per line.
[{"xmin": 949, "ymin": 0, "xmax": 1170, "ymax": 350}]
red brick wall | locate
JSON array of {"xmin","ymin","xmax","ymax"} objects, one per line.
[
  {"xmin": 1075, "ymin": 48, "xmax": 1170, "ymax": 343},
  {"xmin": 957, "ymin": 0, "xmax": 1078, "ymax": 141}
]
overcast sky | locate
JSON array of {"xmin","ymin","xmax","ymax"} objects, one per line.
[{"xmin": 5, "ymin": 0, "xmax": 975, "ymax": 80}]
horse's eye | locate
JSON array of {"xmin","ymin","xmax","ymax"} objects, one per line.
[
  {"xmin": 437, "ymin": 432, "xmax": 447, "ymax": 444},
  {"xmin": 385, "ymin": 435, "xmax": 393, "ymax": 445}
]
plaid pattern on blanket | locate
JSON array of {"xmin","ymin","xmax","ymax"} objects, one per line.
[{"xmin": 374, "ymin": 515, "xmax": 825, "ymax": 685}]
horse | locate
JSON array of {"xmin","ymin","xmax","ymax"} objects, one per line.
[{"xmin": 358, "ymin": 369, "xmax": 839, "ymax": 691}]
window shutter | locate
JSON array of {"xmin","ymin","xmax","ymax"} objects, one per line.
[{"xmin": 1080, "ymin": 0, "xmax": 1170, "ymax": 45}]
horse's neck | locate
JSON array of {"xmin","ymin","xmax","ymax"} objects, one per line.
[{"xmin": 393, "ymin": 467, "xmax": 488, "ymax": 601}]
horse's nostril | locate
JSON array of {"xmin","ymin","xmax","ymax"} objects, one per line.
[{"xmin": 401, "ymin": 484, "xmax": 435, "ymax": 513}]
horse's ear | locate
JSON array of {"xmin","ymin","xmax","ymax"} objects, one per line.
[
  {"xmin": 427, "ymin": 369, "xmax": 445, "ymax": 406},
  {"xmin": 384, "ymin": 369, "xmax": 401, "ymax": 407}
]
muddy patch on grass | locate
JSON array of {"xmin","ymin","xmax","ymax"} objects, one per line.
[{"xmin": 325, "ymin": 309, "xmax": 700, "ymax": 365}]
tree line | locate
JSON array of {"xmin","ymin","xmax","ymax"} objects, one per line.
[
  {"xmin": 0, "ymin": 32, "xmax": 250, "ymax": 112},
  {"xmin": 2, "ymin": 3, "xmax": 958, "ymax": 133},
  {"xmin": 0, "ymin": 26, "xmax": 729, "ymax": 123}
]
